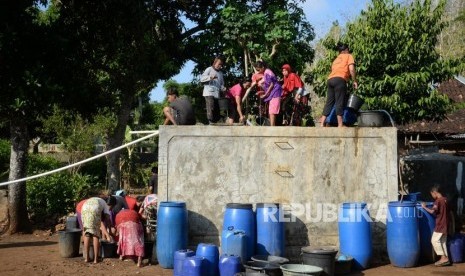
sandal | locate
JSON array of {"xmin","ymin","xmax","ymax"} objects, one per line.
[{"xmin": 434, "ymin": 260, "xmax": 451, "ymax": 267}]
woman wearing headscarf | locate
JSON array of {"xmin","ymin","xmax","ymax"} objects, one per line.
[{"xmin": 115, "ymin": 209, "xmax": 145, "ymax": 267}]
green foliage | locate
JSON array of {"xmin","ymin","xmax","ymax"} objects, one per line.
[
  {"xmin": 79, "ymin": 158, "xmax": 107, "ymax": 185},
  {"xmin": 190, "ymin": 0, "xmax": 315, "ymax": 81},
  {"xmin": 27, "ymin": 154, "xmax": 61, "ymax": 174},
  {"xmin": 27, "ymin": 172, "xmax": 101, "ymax": 219},
  {"xmin": 26, "ymin": 154, "xmax": 102, "ymax": 219},
  {"xmin": 311, "ymin": 0, "xmax": 460, "ymax": 124},
  {"xmin": 40, "ymin": 106, "xmax": 116, "ymax": 171},
  {"xmin": 138, "ymin": 103, "xmax": 158, "ymax": 125},
  {"xmin": 0, "ymin": 139, "xmax": 10, "ymax": 181}
]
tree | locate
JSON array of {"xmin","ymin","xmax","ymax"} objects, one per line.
[
  {"xmin": 40, "ymin": 106, "xmax": 116, "ymax": 173},
  {"xmin": 437, "ymin": 0, "xmax": 465, "ymax": 60},
  {"xmin": 311, "ymin": 0, "xmax": 461, "ymax": 124},
  {"xmin": 188, "ymin": 0, "xmax": 315, "ymax": 81},
  {"xmin": 0, "ymin": 0, "xmax": 225, "ymax": 232},
  {"xmin": 0, "ymin": 0, "xmax": 59, "ymax": 233},
  {"xmin": 54, "ymin": 0, "xmax": 224, "ymax": 192}
]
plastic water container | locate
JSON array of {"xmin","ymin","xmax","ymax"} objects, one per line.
[
  {"xmin": 387, "ymin": 201, "xmax": 419, "ymax": 268},
  {"xmin": 219, "ymin": 254, "xmax": 242, "ymax": 276},
  {"xmin": 244, "ymin": 260, "xmax": 281, "ymax": 276},
  {"xmin": 156, "ymin": 201, "xmax": 188, "ymax": 268},
  {"xmin": 401, "ymin": 192, "xmax": 422, "ymax": 202},
  {"xmin": 58, "ymin": 229, "xmax": 81, "ymax": 258},
  {"xmin": 251, "ymin": 255, "xmax": 289, "ymax": 265},
  {"xmin": 416, "ymin": 202, "xmax": 435, "ymax": 264},
  {"xmin": 280, "ymin": 264, "xmax": 323, "ymax": 276},
  {"xmin": 182, "ymin": 256, "xmax": 205, "ymax": 276},
  {"xmin": 174, "ymin": 249, "xmax": 195, "ymax": 276},
  {"xmin": 222, "ymin": 203, "xmax": 255, "ymax": 261},
  {"xmin": 338, "ymin": 202, "xmax": 372, "ymax": 270},
  {"xmin": 100, "ymin": 240, "xmax": 117, "ymax": 258},
  {"xmin": 196, "ymin": 243, "xmax": 219, "ymax": 276},
  {"xmin": 222, "ymin": 229, "xmax": 247, "ymax": 262},
  {"xmin": 448, "ymin": 234, "xmax": 464, "ymax": 263},
  {"xmin": 256, "ymin": 203, "xmax": 285, "ymax": 256}
]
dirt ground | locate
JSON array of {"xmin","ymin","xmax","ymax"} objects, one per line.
[{"xmin": 0, "ymin": 231, "xmax": 464, "ymax": 276}]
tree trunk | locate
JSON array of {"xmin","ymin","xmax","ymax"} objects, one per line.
[
  {"xmin": 106, "ymin": 91, "xmax": 133, "ymax": 193},
  {"xmin": 8, "ymin": 120, "xmax": 31, "ymax": 234}
]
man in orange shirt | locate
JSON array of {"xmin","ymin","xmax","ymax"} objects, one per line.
[{"xmin": 320, "ymin": 43, "xmax": 358, "ymax": 127}]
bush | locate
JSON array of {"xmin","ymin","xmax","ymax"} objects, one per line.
[
  {"xmin": 27, "ymin": 154, "xmax": 61, "ymax": 175},
  {"xmin": 27, "ymin": 172, "xmax": 102, "ymax": 219},
  {"xmin": 80, "ymin": 158, "xmax": 106, "ymax": 184},
  {"xmin": 26, "ymin": 154, "xmax": 103, "ymax": 220}
]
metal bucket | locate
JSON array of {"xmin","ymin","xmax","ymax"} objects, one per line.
[
  {"xmin": 346, "ymin": 95, "xmax": 364, "ymax": 111},
  {"xmin": 357, "ymin": 111, "xmax": 384, "ymax": 127},
  {"xmin": 58, "ymin": 229, "xmax": 81, "ymax": 258},
  {"xmin": 244, "ymin": 260, "xmax": 282, "ymax": 276}
]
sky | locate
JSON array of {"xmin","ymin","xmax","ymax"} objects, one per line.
[{"xmin": 149, "ymin": 0, "xmax": 370, "ymax": 102}]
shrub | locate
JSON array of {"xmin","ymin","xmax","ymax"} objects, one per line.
[
  {"xmin": 26, "ymin": 154, "xmax": 103, "ymax": 220},
  {"xmin": 79, "ymin": 158, "xmax": 106, "ymax": 184},
  {"xmin": 27, "ymin": 154, "xmax": 61, "ymax": 174}
]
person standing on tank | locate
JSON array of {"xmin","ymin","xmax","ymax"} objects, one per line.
[
  {"xmin": 320, "ymin": 43, "xmax": 358, "ymax": 127},
  {"xmin": 201, "ymin": 56, "xmax": 225, "ymax": 124}
]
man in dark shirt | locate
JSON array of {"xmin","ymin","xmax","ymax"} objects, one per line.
[
  {"xmin": 149, "ymin": 166, "xmax": 158, "ymax": 194},
  {"xmin": 163, "ymin": 88, "xmax": 196, "ymax": 125}
]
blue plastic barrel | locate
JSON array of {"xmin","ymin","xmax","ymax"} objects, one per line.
[
  {"xmin": 219, "ymin": 254, "xmax": 243, "ymax": 276},
  {"xmin": 222, "ymin": 203, "xmax": 255, "ymax": 261},
  {"xmin": 222, "ymin": 229, "xmax": 247, "ymax": 262},
  {"xmin": 183, "ymin": 256, "xmax": 205, "ymax": 276},
  {"xmin": 416, "ymin": 202, "xmax": 435, "ymax": 264},
  {"xmin": 448, "ymin": 234, "xmax": 464, "ymax": 263},
  {"xmin": 401, "ymin": 192, "xmax": 422, "ymax": 202},
  {"xmin": 196, "ymin": 243, "xmax": 219, "ymax": 276},
  {"xmin": 462, "ymin": 234, "xmax": 465, "ymax": 257},
  {"xmin": 174, "ymin": 249, "xmax": 195, "ymax": 276},
  {"xmin": 338, "ymin": 202, "xmax": 373, "ymax": 270},
  {"xmin": 256, "ymin": 203, "xmax": 285, "ymax": 256},
  {"xmin": 156, "ymin": 201, "xmax": 188, "ymax": 268},
  {"xmin": 387, "ymin": 201, "xmax": 420, "ymax": 268}
]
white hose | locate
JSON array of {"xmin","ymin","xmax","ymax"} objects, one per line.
[{"xmin": 0, "ymin": 131, "xmax": 159, "ymax": 187}]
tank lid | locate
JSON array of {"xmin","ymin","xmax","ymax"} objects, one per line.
[
  {"xmin": 301, "ymin": 246, "xmax": 338, "ymax": 255},
  {"xmin": 226, "ymin": 203, "xmax": 253, "ymax": 209}
]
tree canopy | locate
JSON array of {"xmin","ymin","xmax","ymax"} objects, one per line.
[
  {"xmin": 311, "ymin": 0, "xmax": 462, "ymax": 124},
  {"xmin": 188, "ymin": 0, "xmax": 315, "ymax": 80},
  {"xmin": 0, "ymin": 0, "xmax": 225, "ymax": 232}
]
